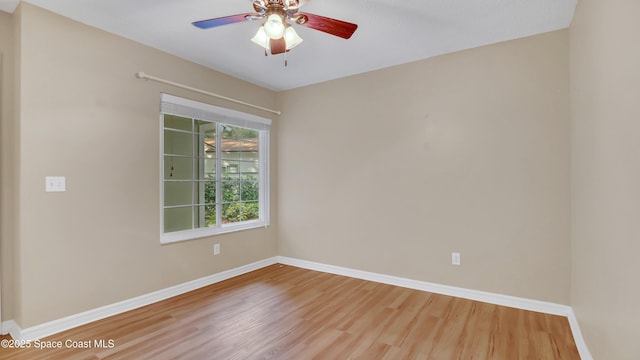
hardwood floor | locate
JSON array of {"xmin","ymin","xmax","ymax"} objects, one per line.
[{"xmin": 0, "ymin": 264, "xmax": 580, "ymax": 359}]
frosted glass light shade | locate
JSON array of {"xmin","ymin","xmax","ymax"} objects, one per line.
[
  {"xmin": 284, "ymin": 26, "xmax": 303, "ymax": 49},
  {"xmin": 251, "ymin": 26, "xmax": 270, "ymax": 49},
  {"xmin": 263, "ymin": 14, "xmax": 285, "ymax": 39}
]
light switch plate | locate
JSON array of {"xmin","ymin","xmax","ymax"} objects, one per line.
[
  {"xmin": 46, "ymin": 176, "xmax": 66, "ymax": 192},
  {"xmin": 452, "ymin": 252, "xmax": 461, "ymax": 265}
]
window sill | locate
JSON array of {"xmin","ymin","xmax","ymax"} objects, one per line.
[{"xmin": 160, "ymin": 220, "xmax": 268, "ymax": 244}]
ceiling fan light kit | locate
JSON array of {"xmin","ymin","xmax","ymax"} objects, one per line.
[
  {"xmin": 193, "ymin": 0, "xmax": 357, "ymax": 62},
  {"xmin": 251, "ymin": 25, "xmax": 303, "ymax": 53}
]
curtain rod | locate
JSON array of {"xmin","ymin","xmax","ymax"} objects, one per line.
[{"xmin": 135, "ymin": 72, "xmax": 281, "ymax": 116}]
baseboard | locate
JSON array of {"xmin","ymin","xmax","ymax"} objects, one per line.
[
  {"xmin": 9, "ymin": 256, "xmax": 278, "ymax": 341},
  {"xmin": 566, "ymin": 308, "xmax": 594, "ymax": 360},
  {"xmin": 276, "ymin": 256, "xmax": 593, "ymax": 360},
  {"xmin": 1, "ymin": 320, "xmax": 21, "ymax": 339}
]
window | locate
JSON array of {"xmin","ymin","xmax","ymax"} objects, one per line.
[{"xmin": 160, "ymin": 94, "xmax": 270, "ymax": 243}]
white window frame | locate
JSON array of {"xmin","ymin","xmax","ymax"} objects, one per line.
[{"xmin": 160, "ymin": 93, "xmax": 271, "ymax": 244}]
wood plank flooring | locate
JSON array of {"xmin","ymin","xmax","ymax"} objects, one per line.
[{"xmin": 0, "ymin": 264, "xmax": 580, "ymax": 359}]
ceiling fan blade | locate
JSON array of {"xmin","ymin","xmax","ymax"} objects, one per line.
[
  {"xmin": 192, "ymin": 13, "xmax": 259, "ymax": 29},
  {"xmin": 270, "ymin": 38, "xmax": 287, "ymax": 55},
  {"xmin": 295, "ymin": 12, "xmax": 358, "ymax": 39}
]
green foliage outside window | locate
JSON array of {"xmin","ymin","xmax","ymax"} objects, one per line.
[
  {"xmin": 205, "ymin": 174, "xmax": 259, "ymax": 226},
  {"xmin": 222, "ymin": 202, "xmax": 259, "ymax": 223}
]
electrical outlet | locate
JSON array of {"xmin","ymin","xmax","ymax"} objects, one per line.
[
  {"xmin": 213, "ymin": 243, "xmax": 220, "ymax": 255},
  {"xmin": 45, "ymin": 176, "xmax": 66, "ymax": 192},
  {"xmin": 451, "ymin": 252, "xmax": 461, "ymax": 265}
]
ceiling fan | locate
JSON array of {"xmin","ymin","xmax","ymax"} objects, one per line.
[{"xmin": 192, "ymin": 0, "xmax": 358, "ymax": 56}]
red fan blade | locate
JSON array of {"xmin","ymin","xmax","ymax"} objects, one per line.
[
  {"xmin": 192, "ymin": 13, "xmax": 258, "ymax": 29},
  {"xmin": 295, "ymin": 12, "xmax": 357, "ymax": 39},
  {"xmin": 270, "ymin": 38, "xmax": 287, "ymax": 55}
]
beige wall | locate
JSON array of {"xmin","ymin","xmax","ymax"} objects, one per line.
[
  {"xmin": 277, "ymin": 30, "xmax": 571, "ymax": 304},
  {"xmin": 11, "ymin": 3, "xmax": 277, "ymax": 328},
  {"xmin": 1, "ymin": 8, "xmax": 17, "ymax": 322},
  {"xmin": 570, "ymin": 0, "xmax": 640, "ymax": 358}
]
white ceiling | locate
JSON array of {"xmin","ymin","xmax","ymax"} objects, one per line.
[{"xmin": 4, "ymin": 0, "xmax": 577, "ymax": 91}]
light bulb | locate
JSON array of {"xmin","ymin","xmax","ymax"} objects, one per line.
[{"xmin": 263, "ymin": 14, "xmax": 285, "ymax": 39}]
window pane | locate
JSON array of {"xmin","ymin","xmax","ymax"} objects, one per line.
[
  {"xmin": 164, "ymin": 115, "xmax": 192, "ymax": 131},
  {"xmin": 241, "ymin": 137, "xmax": 258, "ymax": 155},
  {"xmin": 221, "ymin": 139, "xmax": 240, "ymax": 160},
  {"xmin": 221, "ymin": 124, "xmax": 242, "ymax": 162},
  {"xmin": 164, "ymin": 182, "xmax": 192, "ymax": 206},
  {"xmin": 164, "ymin": 156, "xmax": 193, "ymax": 180},
  {"xmin": 243, "ymin": 202, "xmax": 259, "ymax": 221},
  {"xmin": 222, "ymin": 202, "xmax": 259, "ymax": 224},
  {"xmin": 240, "ymin": 181, "xmax": 259, "ymax": 202},
  {"xmin": 198, "ymin": 205, "xmax": 216, "ymax": 227},
  {"xmin": 221, "ymin": 124, "xmax": 240, "ymax": 139},
  {"xmin": 164, "ymin": 130, "xmax": 192, "ymax": 156},
  {"xmin": 239, "ymin": 160, "xmax": 259, "ymax": 178},
  {"xmin": 164, "ymin": 206, "xmax": 192, "ymax": 233},
  {"xmin": 203, "ymin": 136, "xmax": 216, "ymax": 158},
  {"xmin": 241, "ymin": 128, "xmax": 259, "ymax": 139},
  {"xmin": 203, "ymin": 158, "xmax": 216, "ymax": 179},
  {"xmin": 222, "ymin": 160, "xmax": 240, "ymax": 179},
  {"xmin": 221, "ymin": 180, "xmax": 240, "ymax": 203},
  {"xmin": 203, "ymin": 181, "xmax": 216, "ymax": 204},
  {"xmin": 197, "ymin": 120, "xmax": 216, "ymax": 156}
]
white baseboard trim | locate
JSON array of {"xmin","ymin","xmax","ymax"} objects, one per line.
[
  {"xmin": 276, "ymin": 256, "xmax": 593, "ymax": 360},
  {"xmin": 1, "ymin": 320, "xmax": 21, "ymax": 340},
  {"xmin": 566, "ymin": 308, "xmax": 594, "ymax": 360},
  {"xmin": 8, "ymin": 257, "xmax": 278, "ymax": 342}
]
